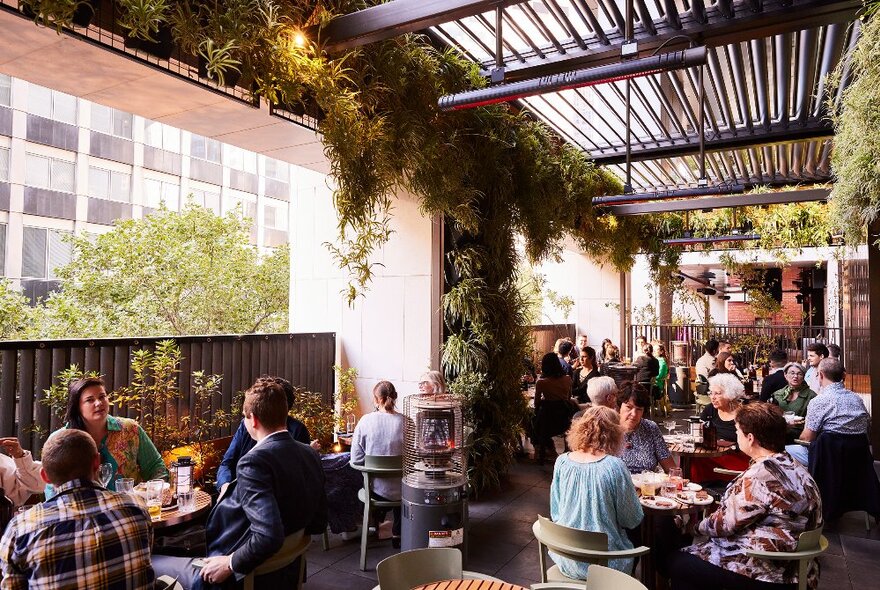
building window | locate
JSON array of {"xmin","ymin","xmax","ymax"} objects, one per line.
[
  {"xmin": 264, "ymin": 158, "xmax": 288, "ymax": 182},
  {"xmin": 190, "ymin": 134, "xmax": 221, "ymax": 163},
  {"xmin": 189, "ymin": 188, "xmax": 221, "ymax": 214},
  {"xmin": 263, "ymin": 201, "xmax": 288, "ymax": 231},
  {"xmin": 0, "ymin": 223, "xmax": 6, "ymax": 277},
  {"xmin": 224, "ymin": 146, "xmax": 257, "ymax": 174},
  {"xmin": 88, "ymin": 166, "xmax": 131, "ymax": 202},
  {"xmin": 91, "ymin": 104, "xmax": 133, "ymax": 139},
  {"xmin": 0, "ymin": 75, "xmax": 11, "ymax": 107},
  {"xmin": 28, "ymin": 84, "xmax": 77, "ymax": 125},
  {"xmin": 21, "ymin": 226, "xmax": 72, "ymax": 280},
  {"xmin": 25, "ymin": 153, "xmax": 76, "ymax": 193},
  {"xmin": 0, "ymin": 147, "xmax": 9, "ymax": 182},
  {"xmin": 224, "ymin": 192, "xmax": 257, "ymax": 220},
  {"xmin": 143, "ymin": 178, "xmax": 180, "ymax": 211},
  {"xmin": 144, "ymin": 121, "xmax": 181, "ymax": 153}
]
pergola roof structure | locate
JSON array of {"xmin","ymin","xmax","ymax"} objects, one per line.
[{"xmin": 324, "ymin": 0, "xmax": 863, "ymax": 192}]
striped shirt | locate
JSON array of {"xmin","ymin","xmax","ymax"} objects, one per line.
[{"xmin": 0, "ymin": 479, "xmax": 155, "ymax": 590}]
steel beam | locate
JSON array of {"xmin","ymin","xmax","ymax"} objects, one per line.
[
  {"xmin": 600, "ymin": 187, "xmax": 829, "ymax": 216},
  {"xmin": 590, "ymin": 119, "xmax": 833, "ymax": 164},
  {"xmin": 310, "ymin": 0, "xmax": 529, "ymax": 53},
  {"xmin": 485, "ymin": 0, "xmax": 860, "ymax": 83}
]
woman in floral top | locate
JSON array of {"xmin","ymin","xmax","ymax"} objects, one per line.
[
  {"xmin": 46, "ymin": 377, "xmax": 167, "ymax": 496},
  {"xmin": 667, "ymin": 402, "xmax": 822, "ymax": 590}
]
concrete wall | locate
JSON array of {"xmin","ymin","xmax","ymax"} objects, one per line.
[{"xmin": 289, "ymin": 168, "xmax": 437, "ymax": 413}]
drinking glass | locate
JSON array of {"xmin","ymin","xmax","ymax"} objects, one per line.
[
  {"xmin": 669, "ymin": 467, "xmax": 683, "ymax": 491},
  {"xmin": 345, "ymin": 414, "xmax": 356, "ymax": 434},
  {"xmin": 639, "ymin": 471, "xmax": 657, "ymax": 496},
  {"xmin": 661, "ymin": 480, "xmax": 678, "ymax": 498},
  {"xmin": 146, "ymin": 479, "xmax": 164, "ymax": 520},
  {"xmin": 116, "ymin": 478, "xmax": 135, "ymax": 494},
  {"xmin": 663, "ymin": 420, "xmax": 677, "ymax": 435},
  {"xmin": 98, "ymin": 463, "xmax": 114, "ymax": 488},
  {"xmin": 178, "ymin": 489, "xmax": 196, "ymax": 513}
]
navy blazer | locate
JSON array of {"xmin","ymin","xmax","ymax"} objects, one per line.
[
  {"xmin": 216, "ymin": 417, "xmax": 311, "ymax": 487},
  {"xmin": 205, "ymin": 430, "xmax": 327, "ymax": 580}
]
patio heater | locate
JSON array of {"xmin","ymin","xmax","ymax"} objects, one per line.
[{"xmin": 401, "ymin": 393, "xmax": 468, "ymax": 554}]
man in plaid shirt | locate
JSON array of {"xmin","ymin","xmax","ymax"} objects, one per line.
[{"xmin": 0, "ymin": 429, "xmax": 155, "ymax": 589}]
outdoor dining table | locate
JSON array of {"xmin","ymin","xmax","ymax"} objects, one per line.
[
  {"xmin": 410, "ymin": 580, "xmax": 527, "ymax": 590},
  {"xmin": 638, "ymin": 497, "xmax": 713, "ymax": 590},
  {"xmin": 665, "ymin": 440, "xmax": 735, "ymax": 480},
  {"xmin": 152, "ymin": 489, "xmax": 212, "ymax": 529}
]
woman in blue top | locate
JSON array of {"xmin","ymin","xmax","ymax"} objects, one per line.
[{"xmin": 550, "ymin": 405, "xmax": 644, "ymax": 578}]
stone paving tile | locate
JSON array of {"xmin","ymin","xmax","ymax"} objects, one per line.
[
  {"xmin": 494, "ymin": 540, "xmax": 542, "ymax": 584},
  {"xmin": 839, "ymin": 534, "xmax": 880, "ymax": 564},
  {"xmin": 817, "ymin": 554, "xmax": 852, "ymax": 590},
  {"xmin": 844, "ymin": 556, "xmax": 880, "ymax": 589},
  {"xmin": 304, "ymin": 566, "xmax": 379, "ymax": 590}
]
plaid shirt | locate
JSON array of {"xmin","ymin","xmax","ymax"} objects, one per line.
[{"xmin": 0, "ymin": 479, "xmax": 155, "ymax": 590}]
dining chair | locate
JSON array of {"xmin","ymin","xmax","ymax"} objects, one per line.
[
  {"xmin": 373, "ymin": 547, "xmax": 503, "ymax": 590},
  {"xmin": 745, "ymin": 526, "xmax": 828, "ymax": 590},
  {"xmin": 242, "ymin": 529, "xmax": 311, "ymax": 590},
  {"xmin": 532, "ymin": 515, "xmax": 650, "ymax": 584},
  {"xmin": 350, "ymin": 454, "xmax": 403, "ymax": 570},
  {"xmin": 530, "ymin": 563, "xmax": 648, "ymax": 589}
]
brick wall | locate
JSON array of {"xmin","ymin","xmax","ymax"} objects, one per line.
[{"xmin": 727, "ymin": 266, "xmax": 803, "ymax": 326}]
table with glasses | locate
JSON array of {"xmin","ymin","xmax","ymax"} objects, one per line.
[
  {"xmin": 152, "ymin": 489, "xmax": 212, "ymax": 529},
  {"xmin": 664, "ymin": 438, "xmax": 735, "ymax": 480},
  {"xmin": 410, "ymin": 581, "xmax": 527, "ymax": 590}
]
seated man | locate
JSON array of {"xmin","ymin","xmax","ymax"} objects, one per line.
[
  {"xmin": 154, "ymin": 379, "xmax": 327, "ymax": 589},
  {"xmin": 695, "ymin": 339, "xmax": 719, "ymax": 382},
  {"xmin": 786, "ymin": 357, "xmax": 869, "ymax": 465},
  {"xmin": 0, "ymin": 429, "xmax": 155, "ymax": 588},
  {"xmin": 216, "ymin": 376, "xmax": 311, "ymax": 492},
  {"xmin": 0, "ymin": 437, "xmax": 44, "ymax": 507}
]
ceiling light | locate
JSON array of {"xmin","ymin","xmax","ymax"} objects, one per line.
[
  {"xmin": 592, "ymin": 183, "xmax": 745, "ymax": 207},
  {"xmin": 438, "ymin": 47, "xmax": 707, "ymax": 111}
]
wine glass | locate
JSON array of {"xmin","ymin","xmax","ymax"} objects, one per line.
[
  {"xmin": 663, "ymin": 419, "xmax": 677, "ymax": 435},
  {"xmin": 98, "ymin": 463, "xmax": 114, "ymax": 488}
]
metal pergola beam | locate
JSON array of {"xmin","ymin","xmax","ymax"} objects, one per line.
[
  {"xmin": 492, "ymin": 0, "xmax": 860, "ymax": 83},
  {"xmin": 601, "ymin": 187, "xmax": 829, "ymax": 216},
  {"xmin": 311, "ymin": 0, "xmax": 528, "ymax": 53},
  {"xmin": 591, "ymin": 120, "xmax": 833, "ymax": 164}
]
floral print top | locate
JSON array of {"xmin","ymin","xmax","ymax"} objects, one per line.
[
  {"xmin": 683, "ymin": 452, "xmax": 823, "ymax": 589},
  {"xmin": 45, "ymin": 416, "xmax": 167, "ymax": 497}
]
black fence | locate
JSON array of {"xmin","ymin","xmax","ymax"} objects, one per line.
[
  {"xmin": 630, "ymin": 323, "xmax": 842, "ymax": 367},
  {"xmin": 0, "ymin": 333, "xmax": 336, "ymax": 455}
]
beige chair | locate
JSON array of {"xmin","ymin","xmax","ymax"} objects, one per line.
[
  {"xmin": 350, "ymin": 455, "xmax": 403, "ymax": 570},
  {"xmin": 533, "ymin": 515, "xmax": 649, "ymax": 584},
  {"xmin": 531, "ymin": 564, "xmax": 648, "ymax": 589},
  {"xmin": 243, "ymin": 529, "xmax": 311, "ymax": 590},
  {"xmin": 745, "ymin": 526, "xmax": 828, "ymax": 590},
  {"xmin": 373, "ymin": 547, "xmax": 502, "ymax": 590}
]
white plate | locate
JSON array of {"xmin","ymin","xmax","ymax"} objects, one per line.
[
  {"xmin": 685, "ymin": 482, "xmax": 702, "ymax": 492},
  {"xmin": 639, "ymin": 496, "xmax": 677, "ymax": 510},
  {"xmin": 675, "ymin": 492, "xmax": 713, "ymax": 506}
]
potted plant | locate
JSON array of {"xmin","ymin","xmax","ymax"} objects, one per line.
[
  {"xmin": 19, "ymin": 0, "xmax": 98, "ymax": 31},
  {"xmin": 117, "ymin": 0, "xmax": 174, "ymax": 59}
]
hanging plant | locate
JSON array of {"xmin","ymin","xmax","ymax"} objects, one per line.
[
  {"xmin": 19, "ymin": 0, "xmax": 94, "ymax": 32},
  {"xmin": 116, "ymin": 0, "xmax": 171, "ymax": 41},
  {"xmin": 198, "ymin": 39, "xmax": 242, "ymax": 87}
]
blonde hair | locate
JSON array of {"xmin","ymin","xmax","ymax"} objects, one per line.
[
  {"xmin": 420, "ymin": 370, "xmax": 446, "ymax": 394},
  {"xmin": 566, "ymin": 406, "xmax": 624, "ymax": 455}
]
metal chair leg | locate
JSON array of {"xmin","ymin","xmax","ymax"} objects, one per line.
[
  {"xmin": 322, "ymin": 528, "xmax": 330, "ymax": 551},
  {"xmin": 360, "ymin": 498, "xmax": 371, "ymax": 570}
]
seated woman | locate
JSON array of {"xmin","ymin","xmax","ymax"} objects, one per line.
[
  {"xmin": 533, "ymin": 352, "xmax": 575, "ymax": 464},
  {"xmin": 633, "ymin": 342, "xmax": 659, "ymax": 386},
  {"xmin": 351, "ymin": 381, "xmax": 405, "ymax": 547},
  {"xmin": 666, "ymin": 403, "xmax": 822, "ymax": 590},
  {"xmin": 47, "ymin": 377, "xmax": 167, "ymax": 496},
  {"xmin": 571, "ymin": 346, "xmax": 601, "ymax": 404},
  {"xmin": 770, "ymin": 363, "xmax": 817, "ymax": 440},
  {"xmin": 708, "ymin": 351, "xmax": 737, "ymax": 377},
  {"xmin": 550, "ymin": 406, "xmax": 644, "ymax": 578},
  {"xmin": 418, "ymin": 370, "xmax": 446, "ymax": 395},
  {"xmin": 617, "ymin": 382, "xmax": 676, "ymax": 474},
  {"xmin": 0, "ymin": 437, "xmax": 43, "ymax": 507},
  {"xmin": 217, "ymin": 376, "xmax": 311, "ymax": 491},
  {"xmin": 691, "ymin": 373, "xmax": 750, "ymax": 482},
  {"xmin": 598, "ymin": 339, "xmax": 614, "ymax": 365}
]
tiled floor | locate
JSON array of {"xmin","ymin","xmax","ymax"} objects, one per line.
[{"xmin": 305, "ymin": 410, "xmax": 880, "ymax": 589}]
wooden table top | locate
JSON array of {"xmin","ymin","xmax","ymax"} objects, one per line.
[
  {"xmin": 152, "ymin": 489, "xmax": 212, "ymax": 529},
  {"xmin": 411, "ymin": 581, "xmax": 527, "ymax": 590},
  {"xmin": 666, "ymin": 442, "xmax": 735, "ymax": 458}
]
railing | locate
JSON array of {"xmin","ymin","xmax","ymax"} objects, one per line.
[
  {"xmin": 630, "ymin": 324, "xmax": 842, "ymax": 367},
  {"xmin": 0, "ymin": 333, "xmax": 336, "ymax": 454}
]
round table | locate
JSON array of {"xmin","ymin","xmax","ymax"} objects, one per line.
[
  {"xmin": 411, "ymin": 581, "xmax": 527, "ymax": 590},
  {"xmin": 152, "ymin": 489, "xmax": 212, "ymax": 529},
  {"xmin": 666, "ymin": 441, "xmax": 735, "ymax": 480}
]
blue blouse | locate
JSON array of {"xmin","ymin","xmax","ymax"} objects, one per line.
[{"xmin": 550, "ymin": 453, "xmax": 644, "ymax": 579}]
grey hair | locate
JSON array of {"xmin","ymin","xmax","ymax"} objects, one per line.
[
  {"xmin": 782, "ymin": 362, "xmax": 805, "ymax": 376},
  {"xmin": 587, "ymin": 376, "xmax": 618, "ymax": 406},
  {"xmin": 419, "ymin": 370, "xmax": 446, "ymax": 394},
  {"xmin": 708, "ymin": 373, "xmax": 744, "ymax": 402}
]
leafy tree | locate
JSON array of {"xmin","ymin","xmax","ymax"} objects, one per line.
[
  {"xmin": 0, "ymin": 279, "xmax": 32, "ymax": 339},
  {"xmin": 15, "ymin": 204, "xmax": 289, "ymax": 339}
]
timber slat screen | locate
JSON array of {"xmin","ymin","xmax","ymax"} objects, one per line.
[
  {"xmin": 0, "ymin": 333, "xmax": 336, "ymax": 455},
  {"xmin": 529, "ymin": 324, "xmax": 576, "ymax": 362}
]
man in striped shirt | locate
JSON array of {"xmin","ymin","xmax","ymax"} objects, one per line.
[{"xmin": 0, "ymin": 429, "xmax": 155, "ymax": 589}]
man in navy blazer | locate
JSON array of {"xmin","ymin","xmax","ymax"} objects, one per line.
[{"xmin": 154, "ymin": 379, "xmax": 327, "ymax": 589}]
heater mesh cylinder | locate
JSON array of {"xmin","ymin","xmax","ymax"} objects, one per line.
[{"xmin": 402, "ymin": 393, "xmax": 466, "ymax": 490}]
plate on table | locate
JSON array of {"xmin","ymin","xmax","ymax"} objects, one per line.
[
  {"xmin": 675, "ymin": 491, "xmax": 713, "ymax": 506},
  {"xmin": 685, "ymin": 482, "xmax": 702, "ymax": 492},
  {"xmin": 639, "ymin": 496, "xmax": 677, "ymax": 510}
]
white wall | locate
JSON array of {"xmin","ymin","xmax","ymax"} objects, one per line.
[{"xmin": 289, "ymin": 169, "xmax": 436, "ymax": 414}]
